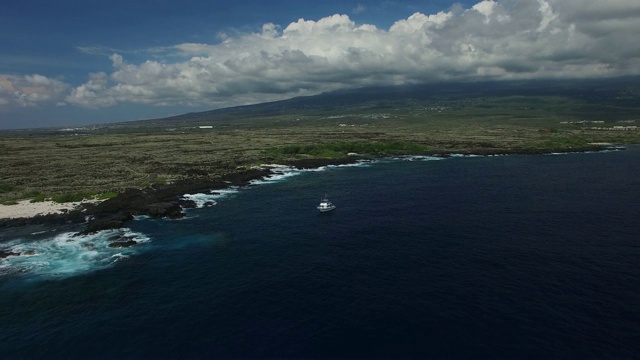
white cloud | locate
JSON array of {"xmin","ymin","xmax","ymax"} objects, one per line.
[
  {"xmin": 63, "ymin": 0, "xmax": 640, "ymax": 109},
  {"xmin": 536, "ymin": 0, "xmax": 557, "ymax": 32},
  {"xmin": 353, "ymin": 4, "xmax": 366, "ymax": 15},
  {"xmin": 0, "ymin": 74, "xmax": 70, "ymax": 108},
  {"xmin": 65, "ymin": 72, "xmax": 116, "ymax": 108},
  {"xmin": 472, "ymin": 0, "xmax": 496, "ymax": 21}
]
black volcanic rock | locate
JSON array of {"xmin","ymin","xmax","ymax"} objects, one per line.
[
  {"xmin": 89, "ymin": 188, "xmax": 151, "ymax": 215},
  {"xmin": 285, "ymin": 158, "xmax": 358, "ymax": 169},
  {"xmin": 178, "ymin": 199, "xmax": 198, "ymax": 209},
  {"xmin": 146, "ymin": 202, "xmax": 183, "ymax": 219},
  {"xmin": 78, "ymin": 212, "xmax": 133, "ymax": 235},
  {"xmin": 80, "ymin": 187, "xmax": 186, "ymax": 234},
  {"xmin": 0, "ymin": 249, "xmax": 20, "ymax": 259},
  {"xmin": 71, "ymin": 165, "xmax": 308, "ymax": 234},
  {"xmin": 108, "ymin": 240, "xmax": 137, "ymax": 248},
  {"xmin": 0, "ymin": 211, "xmax": 86, "ymax": 230}
]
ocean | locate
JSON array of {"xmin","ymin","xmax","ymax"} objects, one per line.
[{"xmin": 1, "ymin": 148, "xmax": 639, "ymax": 358}]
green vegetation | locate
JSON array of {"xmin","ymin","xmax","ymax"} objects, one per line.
[
  {"xmin": 0, "ymin": 184, "xmax": 16, "ymax": 194},
  {"xmin": 28, "ymin": 193, "xmax": 48, "ymax": 203},
  {"xmin": 524, "ymin": 136, "xmax": 591, "ymax": 150},
  {"xmin": 97, "ymin": 192, "xmax": 119, "ymax": 200},
  {"xmin": 1, "ymin": 80, "xmax": 639, "ymax": 203},
  {"xmin": 264, "ymin": 141, "xmax": 430, "ymax": 159},
  {"xmin": 51, "ymin": 193, "xmax": 91, "ymax": 203}
]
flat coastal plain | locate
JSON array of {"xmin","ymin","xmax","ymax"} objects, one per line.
[{"xmin": 2, "ymin": 85, "xmax": 639, "ymax": 217}]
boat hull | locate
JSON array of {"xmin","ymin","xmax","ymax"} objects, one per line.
[{"xmin": 317, "ymin": 195, "xmax": 336, "ymax": 212}]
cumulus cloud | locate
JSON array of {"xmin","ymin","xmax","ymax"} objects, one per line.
[
  {"xmin": 0, "ymin": 74, "xmax": 70, "ymax": 108},
  {"xmin": 65, "ymin": 0, "xmax": 640, "ymax": 109},
  {"xmin": 66, "ymin": 72, "xmax": 116, "ymax": 108}
]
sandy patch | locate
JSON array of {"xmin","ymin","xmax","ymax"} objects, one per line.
[{"xmin": 0, "ymin": 200, "xmax": 99, "ymax": 220}]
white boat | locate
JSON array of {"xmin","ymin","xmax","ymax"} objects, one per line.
[{"xmin": 317, "ymin": 195, "xmax": 336, "ymax": 212}]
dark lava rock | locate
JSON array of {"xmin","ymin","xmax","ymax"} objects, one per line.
[
  {"xmin": 89, "ymin": 188, "xmax": 151, "ymax": 216},
  {"xmin": 79, "ymin": 187, "xmax": 185, "ymax": 234},
  {"xmin": 2, "ymin": 159, "xmax": 365, "ymax": 236},
  {"xmin": 146, "ymin": 202, "xmax": 184, "ymax": 219},
  {"xmin": 178, "ymin": 199, "xmax": 198, "ymax": 209},
  {"xmin": 77, "ymin": 212, "xmax": 133, "ymax": 235},
  {"xmin": 0, "ymin": 211, "xmax": 86, "ymax": 230},
  {"xmin": 86, "ymin": 188, "xmax": 184, "ymax": 219},
  {"xmin": 108, "ymin": 240, "xmax": 137, "ymax": 248},
  {"xmin": 285, "ymin": 158, "xmax": 358, "ymax": 169},
  {"xmin": 185, "ymin": 169, "xmax": 209, "ymax": 177},
  {"xmin": 74, "ymin": 166, "xmax": 304, "ymax": 234},
  {"xmin": 0, "ymin": 249, "xmax": 20, "ymax": 259},
  {"xmin": 204, "ymin": 201, "xmax": 216, "ymax": 207}
]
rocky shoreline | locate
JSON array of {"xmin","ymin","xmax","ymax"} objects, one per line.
[
  {"xmin": 0, "ymin": 157, "xmax": 358, "ymax": 246},
  {"xmin": 0, "ymin": 145, "xmax": 622, "ymax": 249}
]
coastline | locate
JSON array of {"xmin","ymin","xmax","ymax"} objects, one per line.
[{"xmin": 0, "ymin": 145, "xmax": 625, "ymax": 235}]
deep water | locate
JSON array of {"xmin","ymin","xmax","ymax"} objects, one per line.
[{"xmin": 1, "ymin": 148, "xmax": 639, "ymax": 358}]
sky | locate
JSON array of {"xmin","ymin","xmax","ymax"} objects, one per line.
[{"xmin": 1, "ymin": 0, "xmax": 639, "ymax": 129}]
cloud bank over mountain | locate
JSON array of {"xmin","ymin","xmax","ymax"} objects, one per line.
[{"xmin": 3, "ymin": 0, "xmax": 640, "ymax": 111}]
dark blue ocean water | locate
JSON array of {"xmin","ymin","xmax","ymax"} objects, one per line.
[{"xmin": 1, "ymin": 148, "xmax": 639, "ymax": 358}]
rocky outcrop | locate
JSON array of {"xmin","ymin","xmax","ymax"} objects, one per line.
[
  {"xmin": 108, "ymin": 240, "xmax": 137, "ymax": 248},
  {"xmin": 178, "ymin": 199, "xmax": 198, "ymax": 209},
  {"xmin": 283, "ymin": 158, "xmax": 358, "ymax": 169},
  {"xmin": 1, "ymin": 164, "xmax": 327, "ymax": 236},
  {"xmin": 75, "ymin": 167, "xmax": 275, "ymax": 235},
  {"xmin": 145, "ymin": 202, "xmax": 184, "ymax": 219},
  {"xmin": 0, "ymin": 249, "xmax": 20, "ymax": 259},
  {"xmin": 77, "ymin": 212, "xmax": 133, "ymax": 236},
  {"xmin": 0, "ymin": 211, "xmax": 86, "ymax": 230}
]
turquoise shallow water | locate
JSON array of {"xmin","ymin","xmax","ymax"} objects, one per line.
[{"xmin": 1, "ymin": 148, "xmax": 639, "ymax": 358}]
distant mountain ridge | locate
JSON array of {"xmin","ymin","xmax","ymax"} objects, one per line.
[{"xmin": 127, "ymin": 76, "xmax": 640, "ymax": 127}]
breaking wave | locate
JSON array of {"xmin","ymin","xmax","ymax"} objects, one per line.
[
  {"xmin": 182, "ymin": 161, "xmax": 375, "ymax": 204},
  {"xmin": 181, "ymin": 188, "xmax": 240, "ymax": 209},
  {"xmin": 0, "ymin": 228, "xmax": 150, "ymax": 281}
]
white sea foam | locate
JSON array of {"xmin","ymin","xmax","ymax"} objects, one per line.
[
  {"xmin": 110, "ymin": 253, "xmax": 129, "ymax": 262},
  {"xmin": 183, "ymin": 160, "xmax": 375, "ymax": 209},
  {"xmin": 390, "ymin": 155, "xmax": 444, "ymax": 161},
  {"xmin": 0, "ymin": 228, "xmax": 150, "ymax": 280},
  {"xmin": 252, "ymin": 161, "xmax": 377, "ymax": 185},
  {"xmin": 448, "ymin": 153, "xmax": 484, "ymax": 158},
  {"xmin": 182, "ymin": 187, "xmax": 240, "ymax": 208},
  {"xmin": 182, "ymin": 193, "xmax": 218, "ymax": 208},
  {"xmin": 328, "ymin": 159, "xmax": 376, "ymax": 168},
  {"xmin": 249, "ymin": 166, "xmax": 303, "ymax": 185}
]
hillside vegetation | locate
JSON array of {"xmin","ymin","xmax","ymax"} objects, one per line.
[{"xmin": 1, "ymin": 78, "xmax": 639, "ymax": 203}]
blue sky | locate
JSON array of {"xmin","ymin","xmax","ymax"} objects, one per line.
[{"xmin": 1, "ymin": 0, "xmax": 639, "ymax": 129}]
